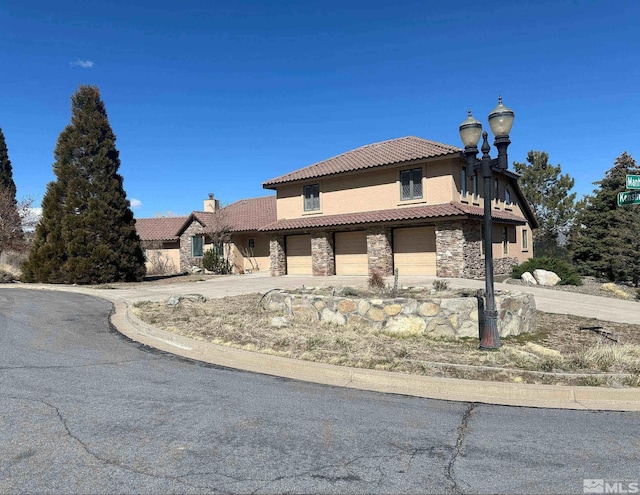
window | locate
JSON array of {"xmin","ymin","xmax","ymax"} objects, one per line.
[
  {"xmin": 248, "ymin": 238, "xmax": 255, "ymax": 250},
  {"xmin": 303, "ymin": 184, "xmax": 320, "ymax": 211},
  {"xmin": 502, "ymin": 227, "xmax": 509, "ymax": 255},
  {"xmin": 494, "ymin": 178, "xmax": 500, "ymax": 200},
  {"xmin": 191, "ymin": 236, "xmax": 204, "ymax": 257},
  {"xmin": 505, "ymin": 188, "xmax": 512, "ymax": 204},
  {"xmin": 522, "ymin": 229, "xmax": 528, "ymax": 250},
  {"xmin": 400, "ymin": 168, "xmax": 423, "ymax": 200},
  {"xmin": 461, "ymin": 166, "xmax": 468, "ymax": 196}
]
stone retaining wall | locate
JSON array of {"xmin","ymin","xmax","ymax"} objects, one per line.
[{"xmin": 263, "ymin": 288, "xmax": 536, "ymax": 338}]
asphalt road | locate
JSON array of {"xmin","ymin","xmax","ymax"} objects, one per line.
[{"xmin": 1, "ymin": 288, "xmax": 638, "ymax": 494}]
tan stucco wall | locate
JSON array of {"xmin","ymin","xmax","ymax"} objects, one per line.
[
  {"xmin": 229, "ymin": 233, "xmax": 271, "ymax": 273},
  {"xmin": 275, "ymin": 157, "xmax": 462, "ymax": 220},
  {"xmin": 144, "ymin": 244, "xmax": 181, "ymax": 275}
]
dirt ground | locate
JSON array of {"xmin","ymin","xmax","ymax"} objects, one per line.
[{"xmin": 132, "ymin": 291, "xmax": 640, "ymax": 388}]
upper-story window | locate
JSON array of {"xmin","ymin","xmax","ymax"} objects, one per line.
[
  {"xmin": 505, "ymin": 188, "xmax": 512, "ymax": 204},
  {"xmin": 494, "ymin": 178, "xmax": 500, "ymax": 200},
  {"xmin": 400, "ymin": 168, "xmax": 423, "ymax": 201},
  {"xmin": 303, "ymin": 184, "xmax": 320, "ymax": 211}
]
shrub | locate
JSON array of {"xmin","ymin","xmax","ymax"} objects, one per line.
[
  {"xmin": 432, "ymin": 279, "xmax": 450, "ymax": 291},
  {"xmin": 368, "ymin": 271, "xmax": 385, "ymax": 290},
  {"xmin": 0, "ymin": 270, "xmax": 14, "ymax": 283},
  {"xmin": 202, "ymin": 248, "xmax": 232, "ymax": 275},
  {"xmin": 511, "ymin": 257, "xmax": 582, "ymax": 286}
]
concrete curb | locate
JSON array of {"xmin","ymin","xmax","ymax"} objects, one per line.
[{"xmin": 112, "ymin": 299, "xmax": 640, "ymax": 412}]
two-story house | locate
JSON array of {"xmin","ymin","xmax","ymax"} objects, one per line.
[{"xmin": 260, "ymin": 136, "xmax": 537, "ymax": 278}]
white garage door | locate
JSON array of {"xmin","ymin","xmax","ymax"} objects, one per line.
[
  {"xmin": 335, "ymin": 231, "xmax": 368, "ymax": 275},
  {"xmin": 286, "ymin": 235, "xmax": 312, "ymax": 275},
  {"xmin": 393, "ymin": 226, "xmax": 436, "ymax": 276}
]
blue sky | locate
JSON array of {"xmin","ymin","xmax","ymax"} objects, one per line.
[{"xmin": 1, "ymin": 0, "xmax": 639, "ymax": 218}]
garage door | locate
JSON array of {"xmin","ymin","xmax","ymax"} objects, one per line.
[
  {"xmin": 335, "ymin": 231, "xmax": 368, "ymax": 275},
  {"xmin": 286, "ymin": 235, "xmax": 312, "ymax": 275},
  {"xmin": 393, "ymin": 227, "xmax": 436, "ymax": 276}
]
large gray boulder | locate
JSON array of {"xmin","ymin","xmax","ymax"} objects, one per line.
[{"xmin": 533, "ymin": 269, "xmax": 560, "ymax": 286}]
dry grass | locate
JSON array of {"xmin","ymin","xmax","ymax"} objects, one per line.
[{"xmin": 132, "ymin": 293, "xmax": 640, "ymax": 387}]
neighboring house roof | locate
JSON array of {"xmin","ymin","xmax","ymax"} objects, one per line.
[
  {"xmin": 220, "ymin": 195, "xmax": 277, "ymax": 232},
  {"xmin": 262, "ymin": 136, "xmax": 461, "ymax": 188},
  {"xmin": 260, "ymin": 202, "xmax": 527, "ymax": 232},
  {"xmin": 135, "ymin": 216, "xmax": 188, "ymax": 241},
  {"xmin": 135, "ymin": 196, "xmax": 277, "ymax": 241}
]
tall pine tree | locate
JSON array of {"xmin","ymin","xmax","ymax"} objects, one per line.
[
  {"xmin": 0, "ymin": 128, "xmax": 17, "ymax": 199},
  {"xmin": 568, "ymin": 152, "xmax": 640, "ymax": 286},
  {"xmin": 513, "ymin": 151, "xmax": 576, "ymax": 256},
  {"xmin": 23, "ymin": 85, "xmax": 146, "ymax": 283}
]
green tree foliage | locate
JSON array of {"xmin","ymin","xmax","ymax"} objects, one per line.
[
  {"xmin": 22, "ymin": 85, "xmax": 146, "ymax": 283},
  {"xmin": 0, "ymin": 128, "xmax": 17, "ymax": 199},
  {"xmin": 568, "ymin": 152, "xmax": 640, "ymax": 286},
  {"xmin": 513, "ymin": 151, "xmax": 576, "ymax": 255},
  {"xmin": 0, "ymin": 128, "xmax": 24, "ymax": 255}
]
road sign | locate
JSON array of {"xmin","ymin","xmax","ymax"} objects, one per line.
[
  {"xmin": 617, "ymin": 190, "xmax": 640, "ymax": 206},
  {"xmin": 626, "ymin": 175, "xmax": 640, "ymax": 190}
]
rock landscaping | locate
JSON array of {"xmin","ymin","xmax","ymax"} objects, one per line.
[{"xmin": 261, "ymin": 287, "xmax": 536, "ymax": 338}]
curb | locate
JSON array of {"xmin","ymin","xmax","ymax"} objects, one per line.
[{"xmin": 111, "ymin": 300, "xmax": 640, "ymax": 412}]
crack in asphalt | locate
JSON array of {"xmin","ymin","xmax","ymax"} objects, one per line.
[
  {"xmin": 4, "ymin": 395, "xmax": 193, "ymax": 490},
  {"xmin": 445, "ymin": 402, "xmax": 477, "ymax": 495}
]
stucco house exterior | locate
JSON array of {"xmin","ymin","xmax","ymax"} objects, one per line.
[
  {"xmin": 136, "ymin": 195, "xmax": 276, "ymax": 275},
  {"xmin": 259, "ymin": 136, "xmax": 538, "ymax": 278}
]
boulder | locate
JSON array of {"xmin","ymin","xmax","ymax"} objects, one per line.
[
  {"xmin": 270, "ymin": 316, "xmax": 289, "ymax": 328},
  {"xmin": 521, "ymin": 271, "xmax": 537, "ymax": 284},
  {"xmin": 533, "ymin": 269, "xmax": 560, "ymax": 286}
]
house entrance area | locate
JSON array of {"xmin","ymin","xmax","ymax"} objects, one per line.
[{"xmin": 392, "ymin": 226, "xmax": 437, "ymax": 276}]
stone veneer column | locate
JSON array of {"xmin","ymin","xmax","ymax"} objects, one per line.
[
  {"xmin": 179, "ymin": 221, "xmax": 205, "ymax": 272},
  {"xmin": 435, "ymin": 222, "xmax": 465, "ymax": 278},
  {"xmin": 269, "ymin": 235, "xmax": 286, "ymax": 276},
  {"xmin": 462, "ymin": 221, "xmax": 483, "ymax": 278},
  {"xmin": 367, "ymin": 227, "xmax": 393, "ymax": 276},
  {"xmin": 311, "ymin": 232, "xmax": 335, "ymax": 276}
]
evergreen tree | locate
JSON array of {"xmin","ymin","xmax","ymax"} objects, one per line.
[
  {"xmin": 513, "ymin": 151, "xmax": 576, "ymax": 256},
  {"xmin": 0, "ymin": 128, "xmax": 17, "ymax": 200},
  {"xmin": 568, "ymin": 152, "xmax": 640, "ymax": 286},
  {"xmin": 0, "ymin": 127, "xmax": 24, "ymax": 255},
  {"xmin": 22, "ymin": 85, "xmax": 146, "ymax": 283}
]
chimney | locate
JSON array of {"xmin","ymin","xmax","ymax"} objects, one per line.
[{"xmin": 204, "ymin": 193, "xmax": 219, "ymax": 212}]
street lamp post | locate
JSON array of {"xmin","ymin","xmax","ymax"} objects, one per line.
[{"xmin": 458, "ymin": 97, "xmax": 515, "ymax": 350}]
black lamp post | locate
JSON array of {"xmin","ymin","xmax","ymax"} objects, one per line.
[{"xmin": 458, "ymin": 97, "xmax": 515, "ymax": 350}]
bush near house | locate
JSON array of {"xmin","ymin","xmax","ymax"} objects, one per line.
[
  {"xmin": 202, "ymin": 248, "xmax": 232, "ymax": 275},
  {"xmin": 512, "ymin": 257, "xmax": 582, "ymax": 286}
]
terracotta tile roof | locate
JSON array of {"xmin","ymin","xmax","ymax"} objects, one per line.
[
  {"xmin": 136, "ymin": 196, "xmax": 277, "ymax": 240},
  {"xmin": 262, "ymin": 136, "xmax": 461, "ymax": 188},
  {"xmin": 220, "ymin": 195, "xmax": 277, "ymax": 232},
  {"xmin": 260, "ymin": 203, "xmax": 526, "ymax": 232},
  {"xmin": 135, "ymin": 216, "xmax": 189, "ymax": 241}
]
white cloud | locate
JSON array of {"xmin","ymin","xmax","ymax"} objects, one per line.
[
  {"xmin": 71, "ymin": 59, "xmax": 94, "ymax": 68},
  {"xmin": 130, "ymin": 198, "xmax": 142, "ymax": 209}
]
